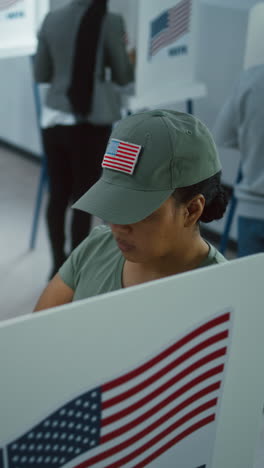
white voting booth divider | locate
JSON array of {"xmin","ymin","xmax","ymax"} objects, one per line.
[
  {"xmin": 129, "ymin": 0, "xmax": 206, "ymax": 112},
  {"xmin": 1, "ymin": 255, "xmax": 264, "ymax": 467},
  {"xmin": 0, "ymin": 0, "xmax": 49, "ymax": 58},
  {"xmin": 244, "ymin": 2, "xmax": 264, "ymax": 69}
]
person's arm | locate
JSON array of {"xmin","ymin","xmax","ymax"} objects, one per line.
[
  {"xmin": 33, "ymin": 274, "xmax": 74, "ymax": 312},
  {"xmin": 33, "ymin": 14, "xmax": 53, "ymax": 83},
  {"xmin": 213, "ymin": 87, "xmax": 240, "ymax": 150},
  {"xmin": 105, "ymin": 15, "xmax": 134, "ymax": 86}
]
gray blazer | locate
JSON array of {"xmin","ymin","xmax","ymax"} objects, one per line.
[{"xmin": 34, "ymin": 0, "xmax": 134, "ymax": 120}]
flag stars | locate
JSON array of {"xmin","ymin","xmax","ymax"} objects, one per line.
[{"xmin": 7, "ymin": 387, "xmax": 101, "ymax": 468}]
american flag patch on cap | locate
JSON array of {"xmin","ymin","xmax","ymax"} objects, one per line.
[{"xmin": 102, "ymin": 138, "xmax": 142, "ymax": 175}]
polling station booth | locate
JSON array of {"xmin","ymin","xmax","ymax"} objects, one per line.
[
  {"xmin": 0, "ymin": 0, "xmax": 263, "ymax": 247},
  {"xmin": 1, "ymin": 254, "xmax": 264, "ymax": 467}
]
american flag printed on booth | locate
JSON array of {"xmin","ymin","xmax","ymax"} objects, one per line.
[
  {"xmin": 0, "ymin": 0, "xmax": 20, "ymax": 11},
  {"xmin": 102, "ymin": 139, "xmax": 142, "ymax": 175},
  {"xmin": 149, "ymin": 0, "xmax": 192, "ymax": 58},
  {"xmin": 2, "ymin": 312, "xmax": 232, "ymax": 468}
]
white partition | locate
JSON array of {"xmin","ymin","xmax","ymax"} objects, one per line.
[
  {"xmin": 1, "ymin": 254, "xmax": 264, "ymax": 467},
  {"xmin": 244, "ymin": 2, "xmax": 264, "ymax": 69},
  {"xmin": 0, "ymin": 0, "xmax": 49, "ymax": 59},
  {"xmin": 129, "ymin": 0, "xmax": 206, "ymax": 111}
]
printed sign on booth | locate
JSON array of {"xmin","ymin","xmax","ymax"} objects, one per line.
[{"xmin": 0, "ymin": 0, "xmax": 49, "ymax": 58}]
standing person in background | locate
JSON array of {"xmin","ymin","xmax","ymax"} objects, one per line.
[
  {"xmin": 34, "ymin": 0, "xmax": 134, "ymax": 278},
  {"xmin": 213, "ymin": 65, "xmax": 264, "ymax": 257}
]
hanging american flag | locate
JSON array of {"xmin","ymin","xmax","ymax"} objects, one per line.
[
  {"xmin": 0, "ymin": 0, "xmax": 20, "ymax": 11},
  {"xmin": 3, "ymin": 312, "xmax": 231, "ymax": 468},
  {"xmin": 149, "ymin": 0, "xmax": 192, "ymax": 58},
  {"xmin": 102, "ymin": 138, "xmax": 142, "ymax": 175}
]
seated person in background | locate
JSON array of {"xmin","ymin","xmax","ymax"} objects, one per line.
[
  {"xmin": 213, "ymin": 65, "xmax": 264, "ymax": 257},
  {"xmin": 34, "ymin": 109, "xmax": 228, "ymax": 312}
]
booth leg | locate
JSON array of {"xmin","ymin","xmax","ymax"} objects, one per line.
[
  {"xmin": 29, "ymin": 159, "xmax": 47, "ymax": 250},
  {"xmin": 186, "ymin": 99, "xmax": 193, "ymax": 115}
]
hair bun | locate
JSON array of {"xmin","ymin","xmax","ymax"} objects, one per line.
[{"xmin": 201, "ymin": 187, "xmax": 229, "ymax": 223}]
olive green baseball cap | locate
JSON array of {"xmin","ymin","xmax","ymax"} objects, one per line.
[{"xmin": 73, "ymin": 109, "xmax": 221, "ymax": 224}]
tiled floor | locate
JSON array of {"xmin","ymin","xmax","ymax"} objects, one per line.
[{"xmin": 0, "ymin": 145, "xmax": 263, "ymax": 466}]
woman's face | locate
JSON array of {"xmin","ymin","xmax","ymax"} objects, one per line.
[{"xmin": 109, "ymin": 197, "xmax": 188, "ymax": 264}]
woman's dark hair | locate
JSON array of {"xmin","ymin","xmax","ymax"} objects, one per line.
[
  {"xmin": 67, "ymin": 0, "xmax": 108, "ymax": 118},
  {"xmin": 172, "ymin": 171, "xmax": 228, "ymax": 223}
]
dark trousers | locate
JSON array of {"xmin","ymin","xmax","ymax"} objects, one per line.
[{"xmin": 42, "ymin": 122, "xmax": 111, "ymax": 272}]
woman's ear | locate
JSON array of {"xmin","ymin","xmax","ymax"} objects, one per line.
[{"xmin": 184, "ymin": 194, "xmax": 205, "ymax": 227}]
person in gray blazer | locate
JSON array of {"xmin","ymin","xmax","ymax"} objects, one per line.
[{"xmin": 34, "ymin": 0, "xmax": 134, "ymax": 279}]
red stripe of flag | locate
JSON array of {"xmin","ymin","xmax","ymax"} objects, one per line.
[
  {"xmin": 103, "ymin": 156, "xmax": 134, "ymax": 167},
  {"xmin": 101, "ymin": 381, "xmax": 220, "ymax": 442},
  {"xmin": 103, "ymin": 332, "xmax": 228, "ymax": 407},
  {"xmin": 132, "ymin": 415, "xmax": 214, "ymax": 468},
  {"xmin": 103, "ymin": 313, "xmax": 230, "ymax": 392},
  {"xmin": 76, "ymin": 403, "xmax": 215, "ymax": 468},
  {"xmin": 102, "ymin": 358, "xmax": 225, "ymax": 425}
]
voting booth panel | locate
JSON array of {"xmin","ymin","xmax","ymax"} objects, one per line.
[
  {"xmin": 1, "ymin": 255, "xmax": 264, "ymax": 468},
  {"xmin": 129, "ymin": 0, "xmax": 206, "ymax": 111},
  {"xmin": 0, "ymin": 0, "xmax": 49, "ymax": 59},
  {"xmin": 244, "ymin": 2, "xmax": 264, "ymax": 69}
]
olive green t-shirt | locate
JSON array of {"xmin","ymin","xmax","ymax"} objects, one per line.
[{"xmin": 59, "ymin": 225, "xmax": 227, "ymax": 301}]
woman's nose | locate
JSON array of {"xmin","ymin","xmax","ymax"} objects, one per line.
[{"xmin": 109, "ymin": 223, "xmax": 131, "ymax": 234}]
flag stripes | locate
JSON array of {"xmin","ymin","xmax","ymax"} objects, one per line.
[
  {"xmin": 149, "ymin": 0, "xmax": 192, "ymax": 58},
  {"xmin": 102, "ymin": 139, "xmax": 142, "ymax": 175}
]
